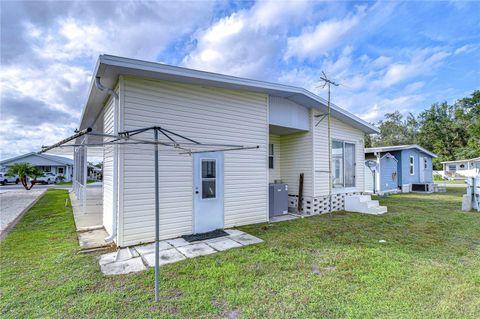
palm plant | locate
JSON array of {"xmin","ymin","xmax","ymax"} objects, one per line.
[{"xmin": 6, "ymin": 163, "xmax": 43, "ymax": 190}]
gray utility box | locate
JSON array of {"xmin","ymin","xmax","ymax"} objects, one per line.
[{"xmin": 269, "ymin": 183, "xmax": 288, "ymax": 217}]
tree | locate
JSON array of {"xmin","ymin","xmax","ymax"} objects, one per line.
[
  {"xmin": 370, "ymin": 90, "xmax": 479, "ymax": 170},
  {"xmin": 453, "ymin": 90, "xmax": 480, "ymax": 159},
  {"xmin": 6, "ymin": 163, "xmax": 43, "ymax": 190},
  {"xmin": 371, "ymin": 111, "xmax": 418, "ymax": 146},
  {"xmin": 417, "ymin": 91, "xmax": 480, "ymax": 169},
  {"xmin": 364, "ymin": 133, "xmax": 373, "ymax": 148}
]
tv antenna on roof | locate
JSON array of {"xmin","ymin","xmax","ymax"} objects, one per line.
[{"xmin": 317, "ymin": 71, "xmax": 340, "ymax": 216}]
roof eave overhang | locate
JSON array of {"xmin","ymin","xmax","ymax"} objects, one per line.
[
  {"xmin": 78, "ymin": 55, "xmax": 380, "ymax": 134},
  {"xmin": 365, "ymin": 145, "xmax": 437, "ymax": 158}
]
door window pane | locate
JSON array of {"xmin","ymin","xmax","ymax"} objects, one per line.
[
  {"xmin": 202, "ymin": 160, "xmax": 216, "ymax": 178},
  {"xmin": 201, "ymin": 159, "xmax": 216, "ymax": 199},
  {"xmin": 332, "ymin": 141, "xmax": 344, "ymax": 188},
  {"xmin": 202, "ymin": 180, "xmax": 216, "ymax": 198},
  {"xmin": 344, "ymin": 143, "xmax": 355, "ymax": 187}
]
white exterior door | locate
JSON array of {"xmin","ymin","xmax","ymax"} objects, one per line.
[
  {"xmin": 193, "ymin": 152, "xmax": 224, "ymax": 234},
  {"xmin": 364, "ymin": 161, "xmax": 376, "ymax": 193}
]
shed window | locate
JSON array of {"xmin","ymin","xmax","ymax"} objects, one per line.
[
  {"xmin": 332, "ymin": 140, "xmax": 356, "ymax": 188},
  {"xmin": 448, "ymin": 164, "xmax": 457, "ymax": 172},
  {"xmin": 459, "ymin": 164, "xmax": 465, "ymax": 169},
  {"xmin": 409, "ymin": 156, "xmax": 415, "ymax": 175},
  {"xmin": 268, "ymin": 144, "xmax": 274, "ymax": 169}
]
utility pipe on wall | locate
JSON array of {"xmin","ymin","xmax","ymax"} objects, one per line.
[{"xmin": 95, "ymin": 77, "xmax": 119, "ymax": 243}]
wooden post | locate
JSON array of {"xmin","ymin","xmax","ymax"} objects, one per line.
[{"xmin": 297, "ymin": 173, "xmax": 304, "ymax": 213}]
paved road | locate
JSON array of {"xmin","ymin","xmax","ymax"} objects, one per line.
[
  {"xmin": 0, "ymin": 182, "xmax": 102, "ymax": 191},
  {"xmin": 0, "ymin": 189, "xmax": 47, "ymax": 239},
  {"xmin": 0, "ymin": 182, "xmax": 102, "ymax": 240},
  {"xmin": 443, "ymin": 184, "xmax": 467, "ymax": 188}
]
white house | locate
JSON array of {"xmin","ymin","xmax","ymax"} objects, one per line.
[
  {"xmin": 441, "ymin": 157, "xmax": 480, "ymax": 176},
  {"xmin": 0, "ymin": 152, "xmax": 74, "ymax": 181},
  {"xmin": 67, "ymin": 55, "xmax": 379, "ymax": 247}
]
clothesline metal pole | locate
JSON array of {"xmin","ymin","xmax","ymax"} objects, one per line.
[{"xmin": 154, "ymin": 127, "xmax": 160, "ymax": 302}]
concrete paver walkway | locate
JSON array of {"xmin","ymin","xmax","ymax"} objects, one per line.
[
  {"xmin": 0, "ymin": 189, "xmax": 46, "ymax": 240},
  {"xmin": 69, "ymin": 188, "xmax": 110, "ymax": 250},
  {"xmin": 99, "ymin": 229, "xmax": 263, "ymax": 275}
]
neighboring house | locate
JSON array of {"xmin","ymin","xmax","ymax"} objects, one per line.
[
  {"xmin": 0, "ymin": 152, "xmax": 74, "ymax": 181},
  {"xmin": 87, "ymin": 164, "xmax": 102, "ymax": 181},
  {"xmin": 441, "ymin": 157, "xmax": 480, "ymax": 177},
  {"xmin": 74, "ymin": 55, "xmax": 378, "ymax": 247},
  {"xmin": 365, "ymin": 145, "xmax": 437, "ymax": 193}
]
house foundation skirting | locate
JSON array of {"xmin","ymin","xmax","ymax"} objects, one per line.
[{"xmin": 288, "ymin": 192, "xmax": 363, "ymax": 215}]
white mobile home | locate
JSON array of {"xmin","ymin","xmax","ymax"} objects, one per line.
[
  {"xmin": 74, "ymin": 55, "xmax": 378, "ymax": 247},
  {"xmin": 442, "ymin": 157, "xmax": 480, "ymax": 177},
  {"xmin": 0, "ymin": 152, "xmax": 74, "ymax": 181}
]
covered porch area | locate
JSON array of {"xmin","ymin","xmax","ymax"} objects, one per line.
[
  {"xmin": 71, "ymin": 143, "xmax": 109, "ymax": 250},
  {"xmin": 268, "ymin": 123, "xmax": 311, "ymax": 217},
  {"xmin": 70, "ymin": 184, "xmax": 109, "ymax": 250}
]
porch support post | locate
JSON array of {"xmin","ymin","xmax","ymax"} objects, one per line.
[
  {"xmin": 154, "ymin": 127, "xmax": 160, "ymax": 302},
  {"xmin": 83, "ymin": 136, "xmax": 88, "ymax": 213}
]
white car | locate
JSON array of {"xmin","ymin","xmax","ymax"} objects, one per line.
[
  {"xmin": 34, "ymin": 173, "xmax": 59, "ymax": 184},
  {"xmin": 0, "ymin": 172, "xmax": 20, "ymax": 185}
]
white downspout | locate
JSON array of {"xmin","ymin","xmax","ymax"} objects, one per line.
[{"xmin": 95, "ymin": 77, "xmax": 119, "ymax": 243}]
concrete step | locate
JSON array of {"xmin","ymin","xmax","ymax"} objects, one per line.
[
  {"xmin": 358, "ymin": 195, "xmax": 372, "ymax": 202},
  {"xmin": 345, "ymin": 195, "xmax": 387, "ymax": 215},
  {"xmin": 369, "ymin": 205, "xmax": 388, "ymax": 215},
  {"xmin": 115, "ymin": 247, "xmax": 139, "ymax": 262},
  {"xmin": 366, "ymin": 200, "xmax": 380, "ymax": 208}
]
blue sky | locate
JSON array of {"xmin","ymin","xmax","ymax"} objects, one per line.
[{"xmin": 1, "ymin": 0, "xmax": 479, "ymax": 159}]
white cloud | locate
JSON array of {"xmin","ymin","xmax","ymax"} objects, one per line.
[
  {"xmin": 454, "ymin": 44, "xmax": 477, "ymax": 55},
  {"xmin": 405, "ymin": 81, "xmax": 426, "ymax": 93},
  {"xmin": 358, "ymin": 104, "xmax": 380, "ymax": 122},
  {"xmin": 0, "ymin": 1, "xmax": 218, "ymax": 159},
  {"xmin": 183, "ymin": 0, "xmax": 311, "ymax": 78},
  {"xmin": 373, "ymin": 48, "xmax": 450, "ymax": 88},
  {"xmin": 278, "ymin": 44, "xmax": 452, "ymax": 124},
  {"xmin": 285, "ymin": 5, "xmax": 366, "ymax": 60},
  {"xmin": 1, "ymin": 63, "xmax": 90, "ymax": 116}
]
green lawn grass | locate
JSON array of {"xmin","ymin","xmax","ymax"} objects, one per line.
[{"xmin": 1, "ymin": 188, "xmax": 479, "ymax": 318}]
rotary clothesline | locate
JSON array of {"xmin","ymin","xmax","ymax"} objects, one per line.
[{"xmin": 39, "ymin": 125, "xmax": 259, "ymax": 302}]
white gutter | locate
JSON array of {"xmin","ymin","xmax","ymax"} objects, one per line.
[{"xmin": 95, "ymin": 77, "xmax": 119, "ymax": 244}]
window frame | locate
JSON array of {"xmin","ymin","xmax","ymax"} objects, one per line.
[
  {"xmin": 331, "ymin": 139, "xmax": 356, "ymax": 189},
  {"xmin": 409, "ymin": 156, "xmax": 415, "ymax": 175},
  {"xmin": 268, "ymin": 143, "xmax": 274, "ymax": 169},
  {"xmin": 201, "ymin": 158, "xmax": 217, "ymax": 200}
]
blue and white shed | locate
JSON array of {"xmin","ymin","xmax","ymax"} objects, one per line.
[{"xmin": 365, "ymin": 145, "xmax": 437, "ymax": 193}]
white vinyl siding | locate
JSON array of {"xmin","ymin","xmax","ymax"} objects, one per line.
[
  {"xmin": 279, "ymin": 118, "xmax": 313, "ymax": 197},
  {"xmin": 313, "ymin": 111, "xmax": 365, "ymax": 196},
  {"xmin": 119, "ymin": 77, "xmax": 268, "ymax": 246},
  {"xmin": 268, "ymin": 134, "xmax": 281, "ymax": 183},
  {"xmin": 103, "ymin": 97, "xmax": 115, "ymax": 235}
]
